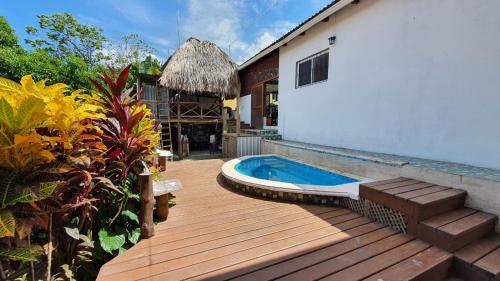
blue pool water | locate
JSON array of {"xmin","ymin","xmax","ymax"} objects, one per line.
[{"xmin": 235, "ymin": 156, "xmax": 359, "ymax": 186}]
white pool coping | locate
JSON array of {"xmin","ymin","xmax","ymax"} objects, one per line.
[{"xmin": 221, "ymin": 154, "xmax": 375, "ymax": 200}]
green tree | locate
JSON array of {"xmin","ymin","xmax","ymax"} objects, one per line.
[
  {"xmin": 0, "ymin": 16, "xmax": 18, "ymax": 48},
  {"xmin": 110, "ymin": 34, "xmax": 156, "ymax": 67},
  {"xmin": 25, "ymin": 13, "xmax": 107, "ymax": 66},
  {"xmin": 138, "ymin": 55, "xmax": 161, "ymax": 75}
]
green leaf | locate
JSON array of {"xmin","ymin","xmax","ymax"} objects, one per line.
[
  {"xmin": 0, "ymin": 245, "xmax": 44, "ymax": 262},
  {"xmin": 118, "ymin": 247, "xmax": 127, "ymax": 254},
  {"xmin": 0, "ymin": 77, "xmax": 22, "ymax": 95},
  {"xmin": 0, "ymin": 97, "xmax": 14, "ymax": 130},
  {"xmin": 15, "ymin": 96, "xmax": 46, "ymax": 130},
  {"xmin": 39, "ymin": 181, "xmax": 59, "ymax": 199},
  {"xmin": 124, "ymin": 187, "xmax": 139, "ymax": 202},
  {"xmin": 60, "ymin": 264, "xmax": 75, "ymax": 281},
  {"xmin": 64, "ymin": 227, "xmax": 80, "ymax": 240},
  {"xmin": 0, "ymin": 170, "xmax": 17, "ymax": 209},
  {"xmin": 121, "ymin": 210, "xmax": 139, "ymax": 224},
  {"xmin": 98, "ymin": 228, "xmax": 126, "ymax": 254},
  {"xmin": 9, "ymin": 187, "xmax": 37, "ymax": 204},
  {"xmin": 128, "ymin": 228, "xmax": 140, "ymax": 244},
  {"xmin": 0, "ymin": 209, "xmax": 15, "ymax": 238}
]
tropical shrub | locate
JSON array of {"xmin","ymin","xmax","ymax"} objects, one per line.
[
  {"xmin": 0, "ymin": 65, "xmax": 160, "ymax": 280},
  {"xmin": 0, "ymin": 75, "xmax": 106, "ymax": 277},
  {"xmin": 89, "ymin": 65, "xmax": 159, "ymax": 181}
]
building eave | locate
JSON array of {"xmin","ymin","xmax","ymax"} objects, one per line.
[{"xmin": 238, "ymin": 0, "xmax": 356, "ymax": 71}]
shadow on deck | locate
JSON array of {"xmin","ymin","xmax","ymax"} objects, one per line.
[{"xmin": 97, "ymin": 159, "xmax": 454, "ymax": 281}]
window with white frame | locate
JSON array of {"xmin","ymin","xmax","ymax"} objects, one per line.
[{"xmin": 296, "ymin": 50, "xmax": 329, "ymax": 87}]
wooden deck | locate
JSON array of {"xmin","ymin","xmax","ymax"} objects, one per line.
[{"xmin": 97, "ymin": 160, "xmax": 452, "ymax": 281}]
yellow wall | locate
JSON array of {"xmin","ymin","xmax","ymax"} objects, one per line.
[{"xmin": 224, "ymin": 98, "xmax": 237, "ymax": 109}]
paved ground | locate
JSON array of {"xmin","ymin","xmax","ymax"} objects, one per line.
[{"xmin": 97, "ymin": 159, "xmax": 445, "ymax": 281}]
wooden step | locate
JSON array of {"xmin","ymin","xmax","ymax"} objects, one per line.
[
  {"xmin": 453, "ymin": 234, "xmax": 500, "ymax": 281},
  {"xmin": 364, "ymin": 246, "xmax": 453, "ymax": 281},
  {"xmin": 417, "ymin": 208, "xmax": 497, "ymax": 252},
  {"xmin": 359, "ymin": 178, "xmax": 467, "ymax": 234}
]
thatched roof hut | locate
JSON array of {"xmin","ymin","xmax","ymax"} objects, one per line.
[{"xmin": 159, "ymin": 38, "xmax": 240, "ymax": 99}]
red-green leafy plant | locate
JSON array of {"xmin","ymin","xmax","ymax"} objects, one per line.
[
  {"xmin": 89, "ymin": 65, "xmax": 159, "ymax": 181},
  {"xmin": 0, "ymin": 65, "xmax": 160, "ymax": 280}
]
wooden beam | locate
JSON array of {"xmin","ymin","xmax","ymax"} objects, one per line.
[
  {"xmin": 322, "ymin": 16, "xmax": 329, "ymax": 22},
  {"xmin": 156, "ymin": 194, "xmax": 169, "ymax": 222},
  {"xmin": 236, "ymin": 89, "xmax": 241, "ymax": 136},
  {"xmin": 139, "ymin": 172, "xmax": 154, "ymax": 238},
  {"xmin": 177, "ymin": 123, "xmax": 182, "ymax": 159}
]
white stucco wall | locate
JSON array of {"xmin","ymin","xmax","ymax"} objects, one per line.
[
  {"xmin": 278, "ymin": 0, "xmax": 500, "ymax": 169},
  {"xmin": 240, "ymin": 95, "xmax": 252, "ymax": 124}
]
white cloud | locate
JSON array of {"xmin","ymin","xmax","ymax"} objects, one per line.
[
  {"xmin": 181, "ymin": 0, "xmax": 295, "ymax": 64},
  {"xmin": 105, "ymin": 0, "xmax": 161, "ymax": 25}
]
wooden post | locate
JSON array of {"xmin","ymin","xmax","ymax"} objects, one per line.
[
  {"xmin": 156, "ymin": 194, "xmax": 170, "ymax": 221},
  {"xmin": 158, "ymin": 155, "xmax": 167, "ymax": 171},
  {"xmin": 177, "ymin": 123, "xmax": 182, "ymax": 159},
  {"xmin": 139, "ymin": 172, "xmax": 155, "ymax": 238},
  {"xmin": 236, "ymin": 90, "xmax": 241, "ymax": 136},
  {"xmin": 222, "ymin": 107, "xmax": 228, "ymax": 133}
]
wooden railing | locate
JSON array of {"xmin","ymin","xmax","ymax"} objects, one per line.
[{"xmin": 143, "ymin": 100, "xmax": 222, "ymax": 120}]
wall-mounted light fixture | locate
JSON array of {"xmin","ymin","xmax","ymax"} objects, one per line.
[{"xmin": 328, "ymin": 36, "xmax": 336, "ymax": 45}]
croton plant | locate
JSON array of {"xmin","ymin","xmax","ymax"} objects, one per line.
[{"xmin": 0, "ymin": 65, "xmax": 159, "ymax": 280}]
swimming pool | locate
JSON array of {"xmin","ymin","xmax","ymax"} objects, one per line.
[
  {"xmin": 221, "ymin": 155, "xmax": 367, "ymax": 200},
  {"xmin": 235, "ymin": 156, "xmax": 358, "ymax": 186}
]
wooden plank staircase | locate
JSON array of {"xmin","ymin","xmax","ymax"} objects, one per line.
[
  {"xmin": 360, "ymin": 178, "xmax": 500, "ymax": 280},
  {"xmin": 160, "ymin": 120, "xmax": 173, "ymax": 152}
]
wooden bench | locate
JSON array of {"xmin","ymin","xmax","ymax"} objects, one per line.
[{"xmin": 153, "ymin": 179, "xmax": 182, "ymax": 221}]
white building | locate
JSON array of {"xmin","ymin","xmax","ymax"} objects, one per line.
[{"xmin": 239, "ymin": 0, "xmax": 500, "ymax": 170}]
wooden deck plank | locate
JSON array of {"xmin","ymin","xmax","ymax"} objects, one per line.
[
  {"xmin": 364, "ymin": 246, "xmax": 453, "ymax": 281},
  {"xmin": 109, "ymin": 206, "xmax": 341, "ymax": 264},
  {"xmin": 130, "ymin": 204, "xmax": 333, "ymax": 249},
  {"xmin": 409, "ymin": 189, "xmax": 466, "ymax": 205},
  {"xmin": 275, "ymin": 234, "xmax": 415, "ymax": 281},
  {"xmin": 361, "ymin": 177, "xmax": 410, "ymax": 187},
  {"xmin": 101, "ymin": 213, "xmax": 366, "ymax": 280},
  {"xmin": 227, "ymin": 227, "xmax": 397, "ymax": 281},
  {"xmin": 438, "ymin": 212, "xmax": 497, "ymax": 236},
  {"xmin": 319, "ymin": 240, "xmax": 430, "ymax": 280},
  {"xmin": 455, "ymin": 234, "xmax": 500, "ymax": 264},
  {"xmin": 103, "ymin": 217, "xmax": 372, "ymax": 281},
  {"xmin": 97, "ymin": 161, "xmax": 456, "ymax": 281},
  {"xmin": 473, "ymin": 247, "xmax": 500, "ymax": 279},
  {"xmin": 384, "ymin": 182, "xmax": 435, "ymax": 195},
  {"xmin": 396, "ymin": 185, "xmax": 450, "ymax": 200},
  {"xmin": 191, "ymin": 223, "xmax": 387, "ymax": 281},
  {"xmin": 369, "ymin": 179, "xmax": 422, "ymax": 191},
  {"xmin": 420, "ymin": 208, "xmax": 477, "ymax": 229},
  {"xmin": 150, "ymin": 218, "xmax": 374, "ymax": 281}
]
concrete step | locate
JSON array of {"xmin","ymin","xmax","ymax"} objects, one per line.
[{"xmin": 417, "ymin": 208, "xmax": 497, "ymax": 252}]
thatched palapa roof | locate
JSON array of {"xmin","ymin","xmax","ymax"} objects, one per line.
[{"xmin": 159, "ymin": 38, "xmax": 240, "ymax": 99}]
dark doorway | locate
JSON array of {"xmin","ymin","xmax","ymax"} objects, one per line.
[{"xmin": 251, "ymin": 84, "xmax": 264, "ymax": 129}]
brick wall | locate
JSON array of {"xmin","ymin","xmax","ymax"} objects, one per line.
[{"xmin": 239, "ymin": 50, "xmax": 279, "ymax": 96}]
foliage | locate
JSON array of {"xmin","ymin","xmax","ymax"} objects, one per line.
[
  {"xmin": 110, "ymin": 34, "xmax": 156, "ymax": 67},
  {"xmin": 0, "ymin": 16, "xmax": 100, "ymax": 90},
  {"xmin": 0, "ymin": 16, "xmax": 19, "ymax": 48},
  {"xmin": 0, "ymin": 75, "xmax": 107, "ymax": 276},
  {"xmin": 89, "ymin": 64, "xmax": 159, "ymax": 180},
  {"xmin": 25, "ymin": 13, "xmax": 107, "ymax": 67},
  {"xmin": 138, "ymin": 55, "xmax": 162, "ymax": 75},
  {"xmin": 0, "ymin": 14, "xmax": 164, "ymax": 280}
]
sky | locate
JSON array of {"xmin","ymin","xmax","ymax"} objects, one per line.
[{"xmin": 1, "ymin": 0, "xmax": 332, "ymax": 64}]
